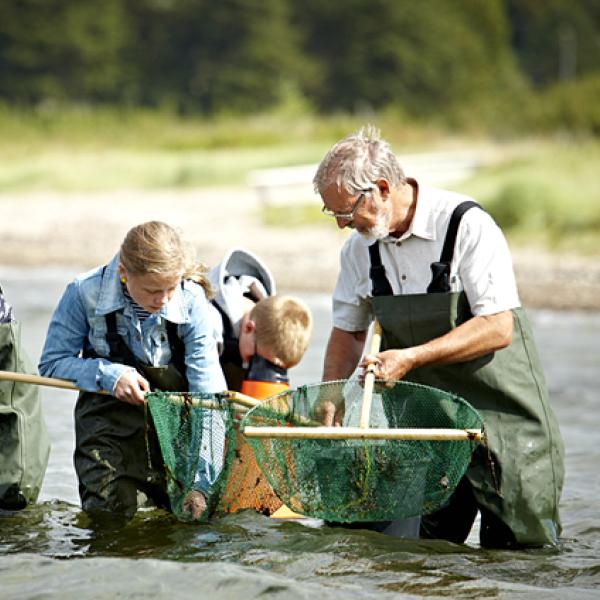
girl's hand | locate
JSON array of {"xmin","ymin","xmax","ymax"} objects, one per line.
[
  {"xmin": 113, "ymin": 369, "xmax": 150, "ymax": 405},
  {"xmin": 183, "ymin": 490, "xmax": 207, "ymax": 520}
]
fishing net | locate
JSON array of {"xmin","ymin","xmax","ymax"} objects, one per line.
[
  {"xmin": 240, "ymin": 379, "xmax": 484, "ymax": 522},
  {"xmin": 216, "ymin": 425, "xmax": 284, "ymax": 516},
  {"xmin": 147, "ymin": 392, "xmax": 237, "ymax": 521},
  {"xmin": 147, "ymin": 391, "xmax": 283, "ymax": 521}
]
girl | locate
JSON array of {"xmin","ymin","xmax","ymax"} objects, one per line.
[{"xmin": 39, "ymin": 221, "xmax": 226, "ymax": 520}]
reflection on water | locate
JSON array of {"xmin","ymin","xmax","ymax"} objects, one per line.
[
  {"xmin": 1, "ymin": 267, "xmax": 599, "ymax": 599},
  {"xmin": 1, "ymin": 500, "xmax": 596, "ymax": 599}
]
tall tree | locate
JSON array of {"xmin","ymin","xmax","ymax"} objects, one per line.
[
  {"xmin": 507, "ymin": 0, "xmax": 600, "ymax": 87},
  {"xmin": 0, "ymin": 0, "xmax": 132, "ymax": 102},
  {"xmin": 292, "ymin": 0, "xmax": 523, "ymax": 117},
  {"xmin": 124, "ymin": 0, "xmax": 313, "ymax": 113}
]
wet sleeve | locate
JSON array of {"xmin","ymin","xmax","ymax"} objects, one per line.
[{"xmin": 38, "ymin": 281, "xmax": 129, "ymax": 392}]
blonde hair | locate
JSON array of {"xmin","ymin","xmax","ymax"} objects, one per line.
[
  {"xmin": 120, "ymin": 221, "xmax": 213, "ymax": 298},
  {"xmin": 251, "ymin": 295, "xmax": 312, "ymax": 368}
]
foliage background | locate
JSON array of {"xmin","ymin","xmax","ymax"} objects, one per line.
[
  {"xmin": 1, "ymin": 0, "xmax": 599, "ymax": 132},
  {"xmin": 0, "ymin": 0, "xmax": 599, "ymax": 257}
]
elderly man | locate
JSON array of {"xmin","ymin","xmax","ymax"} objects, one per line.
[{"xmin": 313, "ymin": 126, "xmax": 564, "ymax": 548}]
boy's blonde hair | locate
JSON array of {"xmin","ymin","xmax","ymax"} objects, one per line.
[
  {"xmin": 120, "ymin": 220, "xmax": 213, "ymax": 298},
  {"xmin": 250, "ymin": 295, "xmax": 312, "ymax": 368}
]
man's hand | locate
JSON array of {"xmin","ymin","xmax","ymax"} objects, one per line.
[
  {"xmin": 183, "ymin": 490, "xmax": 207, "ymax": 520},
  {"xmin": 313, "ymin": 385, "xmax": 345, "ymax": 427},
  {"xmin": 358, "ymin": 311, "xmax": 514, "ymax": 383},
  {"xmin": 359, "ymin": 348, "xmax": 416, "ymax": 383},
  {"xmin": 113, "ymin": 369, "xmax": 150, "ymax": 405}
]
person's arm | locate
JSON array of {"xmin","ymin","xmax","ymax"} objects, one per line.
[
  {"xmin": 38, "ymin": 281, "xmax": 134, "ymax": 396},
  {"xmin": 317, "ymin": 326, "xmax": 368, "ymax": 426},
  {"xmin": 322, "ymin": 326, "xmax": 368, "ymax": 381},
  {"xmin": 180, "ymin": 287, "xmax": 226, "ymax": 394},
  {"xmin": 360, "ymin": 310, "xmax": 513, "ymax": 381}
]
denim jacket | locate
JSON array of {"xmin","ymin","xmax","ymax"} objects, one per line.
[
  {"xmin": 39, "ymin": 255, "xmax": 227, "ymax": 497},
  {"xmin": 39, "ymin": 254, "xmax": 226, "ymax": 394}
]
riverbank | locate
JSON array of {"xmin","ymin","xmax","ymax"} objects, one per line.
[{"xmin": 1, "ymin": 187, "xmax": 599, "ymax": 311}]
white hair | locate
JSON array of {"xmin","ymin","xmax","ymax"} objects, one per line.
[{"xmin": 313, "ymin": 125, "xmax": 406, "ymax": 195}]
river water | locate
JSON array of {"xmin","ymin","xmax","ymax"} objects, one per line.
[{"xmin": 1, "ymin": 266, "xmax": 599, "ymax": 599}]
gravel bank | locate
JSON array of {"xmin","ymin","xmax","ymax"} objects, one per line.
[{"xmin": 1, "ymin": 187, "xmax": 599, "ymax": 311}]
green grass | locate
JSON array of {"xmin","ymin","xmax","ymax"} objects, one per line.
[
  {"xmin": 0, "ymin": 105, "xmax": 438, "ymax": 191},
  {"xmin": 0, "ymin": 105, "xmax": 599, "ymax": 255},
  {"xmin": 454, "ymin": 138, "xmax": 600, "ymax": 255},
  {"xmin": 262, "ymin": 203, "xmax": 324, "ymax": 227},
  {"xmin": 261, "ymin": 137, "xmax": 600, "ymax": 255},
  {"xmin": 0, "ymin": 146, "xmax": 332, "ymax": 191}
]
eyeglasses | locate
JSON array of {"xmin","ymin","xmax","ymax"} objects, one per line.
[{"xmin": 321, "ymin": 189, "xmax": 373, "ymax": 220}]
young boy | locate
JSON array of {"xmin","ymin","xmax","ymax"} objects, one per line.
[
  {"xmin": 208, "ymin": 247, "xmax": 312, "ymax": 391},
  {"xmin": 203, "ymin": 248, "xmax": 313, "ymax": 515}
]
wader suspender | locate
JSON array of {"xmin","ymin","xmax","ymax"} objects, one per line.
[
  {"xmin": 368, "ymin": 200, "xmax": 481, "ymax": 296},
  {"xmin": 368, "ymin": 243, "xmax": 394, "ymax": 297},
  {"xmin": 427, "ymin": 200, "xmax": 480, "ymax": 293},
  {"xmin": 103, "ymin": 311, "xmax": 187, "ymax": 378}
]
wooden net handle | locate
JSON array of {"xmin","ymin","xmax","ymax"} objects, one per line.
[
  {"xmin": 359, "ymin": 320, "xmax": 382, "ymax": 429},
  {"xmin": 0, "ymin": 369, "xmax": 259, "ymax": 407},
  {"xmin": 0, "ymin": 369, "xmax": 81, "ymax": 391},
  {"xmin": 243, "ymin": 425, "xmax": 483, "ymax": 441}
]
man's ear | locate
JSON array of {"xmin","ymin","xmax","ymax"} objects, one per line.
[
  {"xmin": 118, "ymin": 263, "xmax": 126, "ymax": 278},
  {"xmin": 375, "ymin": 178, "xmax": 391, "ymax": 199}
]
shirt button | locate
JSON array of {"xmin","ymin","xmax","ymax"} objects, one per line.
[
  {"xmin": 401, "ymin": 275, "xmax": 407, "ymax": 280},
  {"xmin": 395, "ymin": 241, "xmax": 402, "ymax": 247}
]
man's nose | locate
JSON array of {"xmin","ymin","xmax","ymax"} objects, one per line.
[{"xmin": 335, "ymin": 216, "xmax": 351, "ymax": 229}]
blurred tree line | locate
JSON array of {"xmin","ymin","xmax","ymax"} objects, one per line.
[{"xmin": 1, "ymin": 0, "xmax": 599, "ymax": 132}]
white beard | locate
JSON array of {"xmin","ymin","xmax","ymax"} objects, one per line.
[{"xmin": 358, "ymin": 212, "xmax": 390, "ymax": 243}]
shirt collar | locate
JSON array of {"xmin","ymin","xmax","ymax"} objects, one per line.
[
  {"xmin": 95, "ymin": 253, "xmax": 189, "ymax": 323},
  {"xmin": 382, "ymin": 180, "xmax": 437, "ymax": 244}
]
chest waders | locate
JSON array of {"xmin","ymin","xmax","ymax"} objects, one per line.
[
  {"xmin": 0, "ymin": 320, "xmax": 51, "ymax": 510},
  {"xmin": 75, "ymin": 311, "xmax": 187, "ymax": 519},
  {"xmin": 368, "ymin": 202, "xmax": 564, "ymax": 548}
]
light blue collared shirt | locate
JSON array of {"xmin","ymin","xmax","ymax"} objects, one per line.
[{"xmin": 39, "ymin": 254, "xmax": 226, "ymax": 394}]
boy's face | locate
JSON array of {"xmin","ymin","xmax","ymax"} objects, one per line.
[{"xmin": 239, "ymin": 316, "xmax": 288, "ymax": 368}]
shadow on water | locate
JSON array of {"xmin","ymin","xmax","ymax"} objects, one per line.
[{"xmin": 2, "ymin": 500, "xmax": 599, "ymax": 599}]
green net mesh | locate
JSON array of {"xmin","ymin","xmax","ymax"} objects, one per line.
[
  {"xmin": 240, "ymin": 379, "xmax": 484, "ymax": 522},
  {"xmin": 147, "ymin": 392, "xmax": 237, "ymax": 521},
  {"xmin": 216, "ymin": 425, "xmax": 284, "ymax": 516}
]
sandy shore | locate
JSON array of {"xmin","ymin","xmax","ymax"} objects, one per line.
[{"xmin": 1, "ymin": 187, "xmax": 599, "ymax": 311}]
